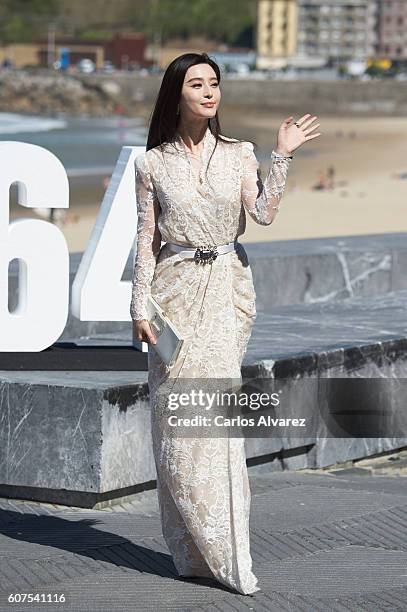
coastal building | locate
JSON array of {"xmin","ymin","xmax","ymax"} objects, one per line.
[
  {"xmin": 296, "ymin": 0, "xmax": 377, "ymax": 65},
  {"xmin": 376, "ymin": 0, "xmax": 407, "ymax": 61},
  {"xmin": 257, "ymin": 0, "xmax": 298, "ymax": 69},
  {"xmin": 257, "ymin": 0, "xmax": 378, "ymax": 68},
  {"xmin": 0, "ymin": 32, "xmax": 151, "ymax": 70}
]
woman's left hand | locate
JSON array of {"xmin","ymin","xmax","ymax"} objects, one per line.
[{"xmin": 275, "ymin": 114, "xmax": 321, "ymax": 156}]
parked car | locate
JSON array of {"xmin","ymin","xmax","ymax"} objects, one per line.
[
  {"xmin": 76, "ymin": 59, "xmax": 96, "ymax": 74},
  {"xmin": 234, "ymin": 63, "xmax": 251, "ymax": 75},
  {"xmin": 101, "ymin": 60, "xmax": 115, "ymax": 73}
]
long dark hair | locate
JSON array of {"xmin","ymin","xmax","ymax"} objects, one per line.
[{"xmin": 146, "ymin": 52, "xmax": 246, "ymax": 169}]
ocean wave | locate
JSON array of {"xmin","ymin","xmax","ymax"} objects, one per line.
[{"xmin": 0, "ymin": 112, "xmax": 67, "ymax": 134}]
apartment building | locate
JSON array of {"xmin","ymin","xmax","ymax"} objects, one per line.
[
  {"xmin": 257, "ymin": 0, "xmax": 378, "ymax": 68},
  {"xmin": 376, "ymin": 0, "xmax": 407, "ymax": 60},
  {"xmin": 257, "ymin": 0, "xmax": 298, "ymax": 68},
  {"xmin": 297, "ymin": 0, "xmax": 377, "ymax": 64}
]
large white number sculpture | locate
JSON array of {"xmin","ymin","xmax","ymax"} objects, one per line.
[
  {"xmin": 0, "ymin": 142, "xmax": 69, "ymax": 351},
  {"xmin": 0, "ymin": 141, "xmax": 147, "ymax": 353},
  {"xmin": 71, "ymin": 145, "xmax": 146, "ymax": 351}
]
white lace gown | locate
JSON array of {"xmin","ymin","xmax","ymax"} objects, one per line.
[{"xmin": 130, "ymin": 125, "xmax": 292, "ymax": 594}]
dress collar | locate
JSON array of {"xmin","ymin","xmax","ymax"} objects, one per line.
[
  {"xmin": 173, "ymin": 125, "xmax": 215, "ymax": 159},
  {"xmin": 173, "ymin": 125, "xmax": 216, "ymax": 191}
]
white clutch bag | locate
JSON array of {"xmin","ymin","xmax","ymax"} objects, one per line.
[{"xmin": 146, "ymin": 295, "xmax": 184, "ymax": 367}]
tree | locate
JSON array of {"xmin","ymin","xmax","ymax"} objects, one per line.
[
  {"xmin": 0, "ymin": 0, "xmax": 59, "ymax": 43},
  {"xmin": 0, "ymin": 0, "xmax": 258, "ymax": 47},
  {"xmin": 127, "ymin": 0, "xmax": 256, "ymax": 46}
]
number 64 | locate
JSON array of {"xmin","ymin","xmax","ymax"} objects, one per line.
[{"xmin": 1, "ymin": 141, "xmax": 145, "ymax": 352}]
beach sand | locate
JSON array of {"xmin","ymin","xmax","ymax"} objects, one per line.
[
  {"xmin": 10, "ymin": 114, "xmax": 407, "ymax": 252},
  {"xmin": 233, "ymin": 113, "xmax": 407, "ymax": 243}
]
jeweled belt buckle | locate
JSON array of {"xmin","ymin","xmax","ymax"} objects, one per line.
[{"xmin": 194, "ymin": 244, "xmax": 218, "ymax": 265}]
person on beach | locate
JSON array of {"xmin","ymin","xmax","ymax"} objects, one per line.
[
  {"xmin": 313, "ymin": 168, "xmax": 328, "ymax": 190},
  {"xmin": 130, "ymin": 52, "xmax": 321, "ymax": 595},
  {"xmin": 327, "ymin": 165, "xmax": 336, "ymax": 190}
]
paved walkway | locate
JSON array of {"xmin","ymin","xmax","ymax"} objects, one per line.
[{"xmin": 1, "ymin": 450, "xmax": 407, "ymax": 611}]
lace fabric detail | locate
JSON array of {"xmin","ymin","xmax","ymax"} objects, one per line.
[
  {"xmin": 130, "ymin": 154, "xmax": 162, "ymax": 321},
  {"xmin": 130, "ymin": 131, "xmax": 292, "ymax": 321},
  {"xmin": 241, "ymin": 141, "xmax": 292, "ymax": 226},
  {"xmin": 128, "ymin": 126, "xmax": 292, "ymax": 595}
]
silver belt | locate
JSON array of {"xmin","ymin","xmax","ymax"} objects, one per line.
[{"xmin": 166, "ymin": 239, "xmax": 238, "ymax": 264}]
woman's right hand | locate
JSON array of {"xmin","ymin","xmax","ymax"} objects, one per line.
[{"xmin": 133, "ymin": 319, "xmax": 157, "ymax": 345}]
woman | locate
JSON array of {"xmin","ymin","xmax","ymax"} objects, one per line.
[{"xmin": 130, "ymin": 52, "xmax": 321, "ymax": 595}]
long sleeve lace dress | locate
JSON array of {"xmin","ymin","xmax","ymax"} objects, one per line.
[{"xmin": 130, "ymin": 125, "xmax": 292, "ymax": 595}]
